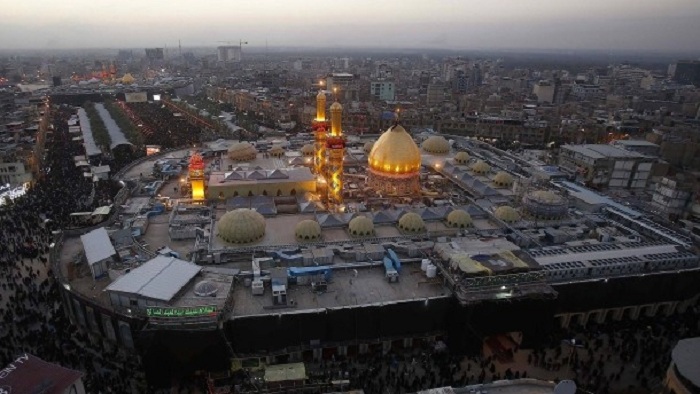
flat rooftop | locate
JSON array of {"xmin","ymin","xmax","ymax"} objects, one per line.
[
  {"xmin": 561, "ymin": 144, "xmax": 646, "ymax": 159},
  {"xmin": 529, "ymin": 242, "xmax": 689, "ymax": 266},
  {"xmin": 231, "ymin": 264, "xmax": 449, "ymax": 318}
]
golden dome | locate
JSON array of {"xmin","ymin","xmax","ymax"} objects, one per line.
[
  {"xmin": 493, "ymin": 171, "xmax": 514, "ymax": 187},
  {"xmin": 363, "ymin": 141, "xmax": 375, "ymax": 154},
  {"xmin": 368, "ymin": 124, "xmax": 421, "ymax": 174},
  {"xmin": 301, "ymin": 144, "xmax": 315, "ymax": 156},
  {"xmin": 330, "ymin": 101, "xmax": 343, "ymax": 111},
  {"xmin": 228, "ymin": 142, "xmax": 257, "ymax": 162},
  {"xmin": 295, "ymin": 220, "xmax": 322, "ymax": 241},
  {"xmin": 398, "ymin": 212, "xmax": 425, "ymax": 233},
  {"xmin": 422, "ymin": 136, "xmax": 450, "ymax": 154},
  {"xmin": 471, "ymin": 160, "xmax": 491, "ymax": 174},
  {"xmin": 121, "ymin": 73, "xmax": 135, "ymax": 84},
  {"xmin": 454, "ymin": 151, "xmax": 470, "ymax": 164},
  {"xmin": 494, "ymin": 206, "xmax": 521, "ymax": 223},
  {"xmin": 218, "ymin": 209, "xmax": 266, "ymax": 244},
  {"xmin": 447, "ymin": 209, "xmax": 472, "ymax": 228},
  {"xmin": 348, "ymin": 216, "xmax": 374, "ymax": 236},
  {"xmin": 316, "ymin": 91, "xmax": 326, "ymax": 100}
]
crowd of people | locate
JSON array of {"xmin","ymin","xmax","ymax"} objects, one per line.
[
  {"xmin": 125, "ymin": 102, "xmax": 205, "ymax": 149},
  {"xmin": 0, "ymin": 106, "xmax": 146, "ymax": 392},
  {"xmin": 290, "ymin": 307, "xmax": 698, "ymax": 394}
]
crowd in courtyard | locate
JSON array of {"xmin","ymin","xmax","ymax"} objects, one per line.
[{"xmin": 0, "ymin": 106, "xmax": 146, "ymax": 392}]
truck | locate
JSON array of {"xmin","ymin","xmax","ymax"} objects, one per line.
[{"xmin": 383, "ymin": 257, "xmax": 399, "ymax": 283}]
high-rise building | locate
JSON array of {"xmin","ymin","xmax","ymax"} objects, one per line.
[
  {"xmin": 217, "ymin": 46, "xmax": 242, "ymax": 63},
  {"xmin": 673, "ymin": 60, "xmax": 700, "ymax": 86},
  {"xmin": 533, "ymin": 80, "xmax": 555, "ymax": 103},
  {"xmin": 426, "ymin": 82, "xmax": 445, "ymax": 107},
  {"xmin": 145, "ymin": 48, "xmax": 164, "ymax": 60},
  {"xmin": 370, "ymin": 80, "xmax": 395, "ymax": 101}
]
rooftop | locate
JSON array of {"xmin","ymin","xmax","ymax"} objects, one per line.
[
  {"xmin": 231, "ymin": 264, "xmax": 449, "ymax": 318},
  {"xmin": 561, "ymin": 144, "xmax": 646, "ymax": 159}
]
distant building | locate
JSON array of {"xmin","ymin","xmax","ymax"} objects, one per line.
[
  {"xmin": 217, "ymin": 46, "xmax": 242, "ymax": 63},
  {"xmin": 651, "ymin": 175, "xmax": 697, "ymax": 218},
  {"xmin": 370, "ymin": 80, "xmax": 395, "ymax": 101},
  {"xmin": 533, "ymin": 80, "xmax": 555, "ymax": 103},
  {"xmin": 673, "ymin": 60, "xmax": 700, "ymax": 86},
  {"xmin": 570, "ymin": 83, "xmax": 603, "ymax": 101},
  {"xmin": 0, "ymin": 161, "xmax": 32, "ymax": 186},
  {"xmin": 610, "ymin": 139, "xmax": 661, "ymax": 157},
  {"xmin": 145, "ymin": 48, "xmax": 164, "ymax": 61},
  {"xmin": 559, "ymin": 144, "xmax": 654, "ymax": 189},
  {"xmin": 426, "ymin": 82, "xmax": 445, "ymax": 107}
]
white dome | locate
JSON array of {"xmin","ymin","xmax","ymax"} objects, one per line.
[
  {"xmin": 269, "ymin": 144, "xmax": 285, "ymax": 158},
  {"xmin": 218, "ymin": 209, "xmax": 266, "ymax": 244},
  {"xmin": 228, "ymin": 142, "xmax": 257, "ymax": 162},
  {"xmin": 348, "ymin": 216, "xmax": 374, "ymax": 236},
  {"xmin": 295, "ymin": 220, "xmax": 322, "ymax": 241},
  {"xmin": 398, "ymin": 212, "xmax": 425, "ymax": 233},
  {"xmin": 301, "ymin": 144, "xmax": 315, "ymax": 156},
  {"xmin": 446, "ymin": 209, "xmax": 472, "ymax": 228},
  {"xmin": 363, "ymin": 141, "xmax": 375, "ymax": 154},
  {"xmin": 422, "ymin": 136, "xmax": 450, "ymax": 154}
]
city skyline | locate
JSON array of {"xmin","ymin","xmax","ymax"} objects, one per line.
[{"xmin": 2, "ymin": 0, "xmax": 700, "ymax": 52}]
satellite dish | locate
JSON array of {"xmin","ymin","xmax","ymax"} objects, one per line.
[{"xmin": 554, "ymin": 380, "xmax": 577, "ymax": 394}]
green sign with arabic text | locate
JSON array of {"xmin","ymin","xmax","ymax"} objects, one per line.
[{"xmin": 146, "ymin": 305, "xmax": 217, "ymax": 318}]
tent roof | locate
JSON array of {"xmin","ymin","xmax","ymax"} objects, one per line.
[
  {"xmin": 105, "ymin": 255, "xmax": 201, "ymax": 301},
  {"xmin": 80, "ymin": 227, "xmax": 116, "ymax": 266}
]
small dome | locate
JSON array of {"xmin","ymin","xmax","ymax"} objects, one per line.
[
  {"xmin": 398, "ymin": 212, "xmax": 425, "ymax": 233},
  {"xmin": 228, "ymin": 142, "xmax": 257, "ymax": 162},
  {"xmin": 295, "ymin": 220, "xmax": 322, "ymax": 241},
  {"xmin": 363, "ymin": 141, "xmax": 375, "ymax": 154},
  {"xmin": 494, "ymin": 206, "xmax": 521, "ymax": 223},
  {"xmin": 269, "ymin": 144, "xmax": 285, "ymax": 158},
  {"xmin": 422, "ymin": 136, "xmax": 450, "ymax": 154},
  {"xmin": 493, "ymin": 171, "xmax": 514, "ymax": 187},
  {"xmin": 471, "ymin": 160, "xmax": 491, "ymax": 174},
  {"xmin": 218, "ymin": 209, "xmax": 266, "ymax": 244},
  {"xmin": 454, "ymin": 151, "xmax": 470, "ymax": 164},
  {"xmin": 121, "ymin": 73, "xmax": 135, "ymax": 84},
  {"xmin": 301, "ymin": 144, "xmax": 315, "ymax": 156},
  {"xmin": 330, "ymin": 101, "xmax": 343, "ymax": 111},
  {"xmin": 194, "ymin": 280, "xmax": 218, "ymax": 297},
  {"xmin": 348, "ymin": 216, "xmax": 374, "ymax": 236},
  {"xmin": 447, "ymin": 209, "xmax": 472, "ymax": 228},
  {"xmin": 368, "ymin": 124, "xmax": 422, "ymax": 174},
  {"xmin": 316, "ymin": 91, "xmax": 326, "ymax": 100}
]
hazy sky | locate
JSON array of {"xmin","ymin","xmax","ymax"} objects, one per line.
[{"xmin": 2, "ymin": 0, "xmax": 700, "ymax": 52}]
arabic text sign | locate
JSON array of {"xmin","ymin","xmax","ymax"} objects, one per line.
[{"xmin": 146, "ymin": 305, "xmax": 217, "ymax": 318}]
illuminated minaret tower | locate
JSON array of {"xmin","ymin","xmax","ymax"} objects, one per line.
[
  {"xmin": 326, "ymin": 101, "xmax": 345, "ymax": 208},
  {"xmin": 312, "ymin": 90, "xmax": 328, "ymax": 178},
  {"xmin": 189, "ymin": 151, "xmax": 206, "ymax": 200}
]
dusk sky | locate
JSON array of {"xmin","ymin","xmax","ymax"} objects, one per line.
[{"xmin": 2, "ymin": 0, "xmax": 700, "ymax": 52}]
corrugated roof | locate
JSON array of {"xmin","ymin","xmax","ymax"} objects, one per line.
[
  {"xmin": 105, "ymin": 255, "xmax": 201, "ymax": 301},
  {"xmin": 80, "ymin": 227, "xmax": 116, "ymax": 266}
]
